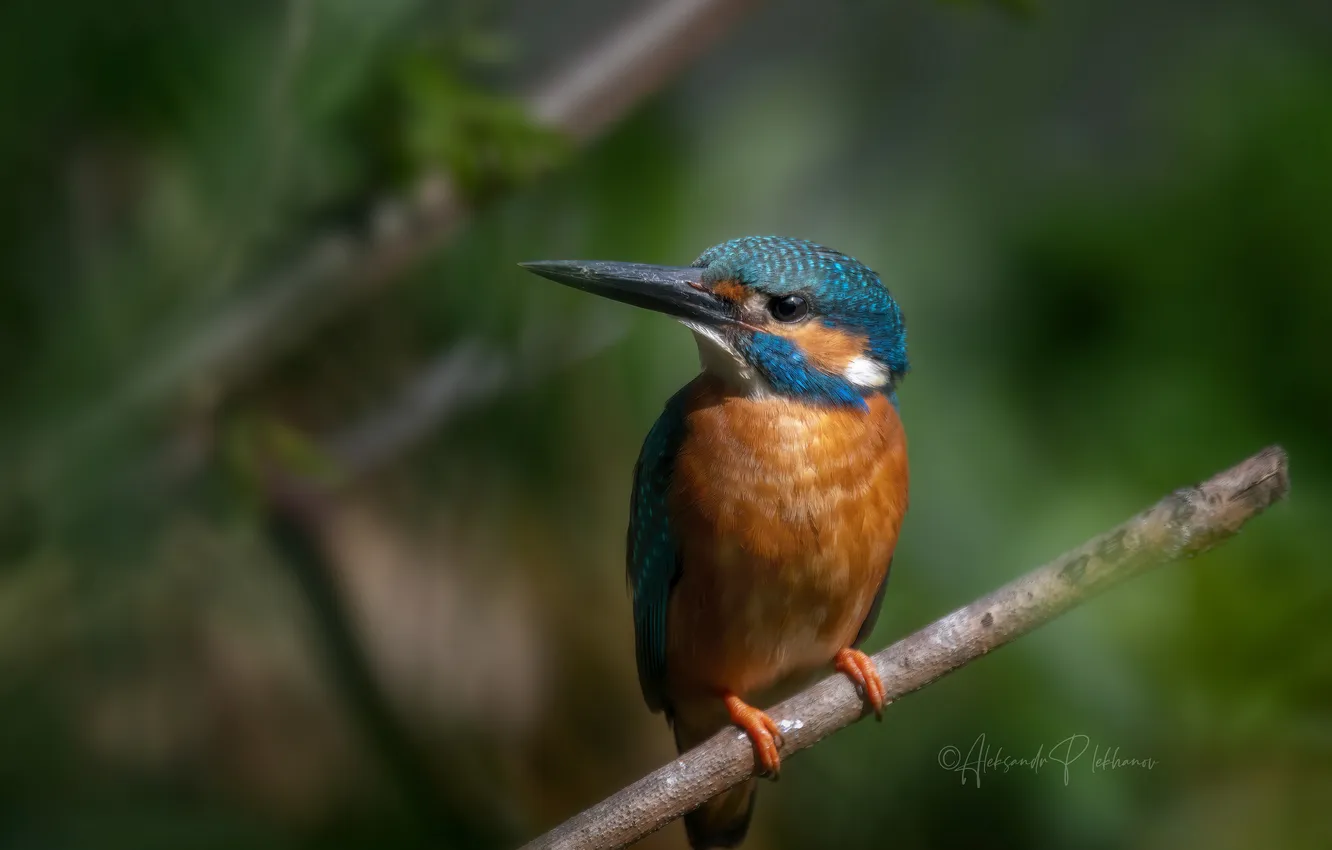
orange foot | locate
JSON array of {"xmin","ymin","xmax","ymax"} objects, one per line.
[
  {"xmin": 723, "ymin": 693, "xmax": 784, "ymax": 777},
  {"xmin": 835, "ymin": 648, "xmax": 887, "ymax": 720}
]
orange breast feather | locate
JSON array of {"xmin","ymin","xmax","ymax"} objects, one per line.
[{"xmin": 664, "ymin": 375, "xmax": 909, "ymax": 700}]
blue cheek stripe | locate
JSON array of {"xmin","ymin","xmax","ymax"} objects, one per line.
[{"xmin": 741, "ymin": 333, "xmax": 868, "ymax": 410}]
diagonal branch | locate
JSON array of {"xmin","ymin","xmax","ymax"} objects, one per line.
[
  {"xmin": 522, "ymin": 446, "xmax": 1291, "ymax": 850},
  {"xmin": 118, "ymin": 0, "xmax": 758, "ymax": 422},
  {"xmin": 324, "ymin": 310, "xmax": 628, "ymax": 482}
]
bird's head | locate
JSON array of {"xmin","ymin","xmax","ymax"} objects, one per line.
[{"xmin": 522, "ymin": 235, "xmax": 908, "ymax": 408}]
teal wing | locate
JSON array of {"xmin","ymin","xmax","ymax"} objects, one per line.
[{"xmin": 627, "ymin": 388, "xmax": 689, "ymax": 713}]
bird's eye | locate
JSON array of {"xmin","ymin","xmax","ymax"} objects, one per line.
[{"xmin": 768, "ymin": 295, "xmax": 809, "ymax": 323}]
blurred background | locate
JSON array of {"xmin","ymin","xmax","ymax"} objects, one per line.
[{"xmin": 2, "ymin": 0, "xmax": 1330, "ymax": 848}]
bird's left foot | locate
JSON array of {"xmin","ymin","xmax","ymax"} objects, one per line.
[{"xmin": 835, "ymin": 648, "xmax": 887, "ymax": 720}]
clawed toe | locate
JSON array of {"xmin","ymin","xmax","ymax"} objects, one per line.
[
  {"xmin": 835, "ymin": 648, "xmax": 887, "ymax": 720},
  {"xmin": 724, "ymin": 694, "xmax": 785, "ymax": 777}
]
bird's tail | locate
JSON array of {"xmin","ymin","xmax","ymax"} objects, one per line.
[{"xmin": 672, "ymin": 702, "xmax": 758, "ymax": 849}]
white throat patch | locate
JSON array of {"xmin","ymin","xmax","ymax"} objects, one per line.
[{"xmin": 683, "ymin": 323, "xmax": 772, "ymax": 396}]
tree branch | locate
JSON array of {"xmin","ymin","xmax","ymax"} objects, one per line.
[
  {"xmin": 118, "ymin": 0, "xmax": 757, "ymax": 421},
  {"xmin": 264, "ymin": 484, "xmax": 501, "ymax": 846},
  {"xmin": 324, "ymin": 310, "xmax": 628, "ymax": 482},
  {"xmin": 522, "ymin": 445, "xmax": 1291, "ymax": 850}
]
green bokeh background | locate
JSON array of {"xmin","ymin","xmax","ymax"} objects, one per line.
[{"xmin": 1, "ymin": 1, "xmax": 1329, "ymax": 848}]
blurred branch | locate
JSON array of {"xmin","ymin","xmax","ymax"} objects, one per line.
[
  {"xmin": 326, "ymin": 310, "xmax": 628, "ymax": 481},
  {"xmin": 248, "ymin": 312, "xmax": 626, "ymax": 844},
  {"xmin": 528, "ymin": 0, "xmax": 757, "ymax": 143},
  {"xmin": 119, "ymin": 0, "xmax": 757, "ymax": 421},
  {"xmin": 522, "ymin": 446, "xmax": 1291, "ymax": 850},
  {"xmin": 265, "ymin": 482, "xmax": 506, "ymax": 848}
]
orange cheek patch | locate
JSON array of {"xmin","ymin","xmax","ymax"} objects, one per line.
[
  {"xmin": 709, "ymin": 278, "xmax": 748, "ymax": 304},
  {"xmin": 779, "ymin": 324, "xmax": 867, "ymax": 372}
]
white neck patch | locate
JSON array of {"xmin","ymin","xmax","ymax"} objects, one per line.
[
  {"xmin": 844, "ymin": 355, "xmax": 890, "ymax": 388},
  {"xmin": 683, "ymin": 323, "xmax": 772, "ymax": 397}
]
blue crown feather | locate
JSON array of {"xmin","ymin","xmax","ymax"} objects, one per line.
[{"xmin": 694, "ymin": 236, "xmax": 909, "ymax": 405}]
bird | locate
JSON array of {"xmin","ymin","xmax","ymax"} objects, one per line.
[{"xmin": 522, "ymin": 236, "xmax": 909, "ymax": 848}]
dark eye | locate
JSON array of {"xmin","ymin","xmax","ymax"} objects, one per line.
[{"xmin": 768, "ymin": 295, "xmax": 809, "ymax": 323}]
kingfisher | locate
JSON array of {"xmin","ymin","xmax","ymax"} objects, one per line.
[{"xmin": 522, "ymin": 236, "xmax": 909, "ymax": 848}]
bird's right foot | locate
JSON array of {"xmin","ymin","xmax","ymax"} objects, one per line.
[
  {"xmin": 723, "ymin": 693, "xmax": 784, "ymax": 777},
  {"xmin": 835, "ymin": 647, "xmax": 887, "ymax": 720}
]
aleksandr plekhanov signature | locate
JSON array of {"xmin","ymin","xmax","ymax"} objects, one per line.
[{"xmin": 937, "ymin": 733, "xmax": 1159, "ymax": 787}]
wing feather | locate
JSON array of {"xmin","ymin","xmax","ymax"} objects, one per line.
[{"xmin": 626, "ymin": 388, "xmax": 689, "ymax": 712}]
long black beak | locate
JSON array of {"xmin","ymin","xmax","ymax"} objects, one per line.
[{"xmin": 520, "ymin": 260, "xmax": 732, "ymax": 326}]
